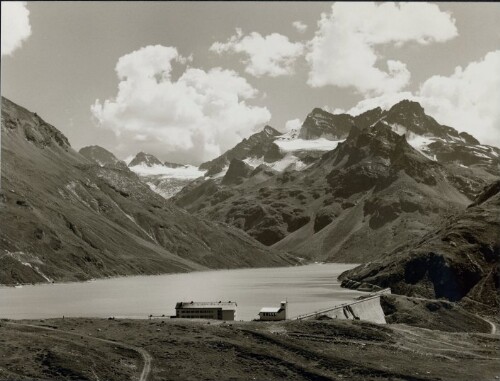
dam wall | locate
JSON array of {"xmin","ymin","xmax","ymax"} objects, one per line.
[{"xmin": 294, "ymin": 288, "xmax": 390, "ymax": 324}]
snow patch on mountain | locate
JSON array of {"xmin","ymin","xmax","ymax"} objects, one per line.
[
  {"xmin": 275, "ymin": 137, "xmax": 343, "ymax": 152},
  {"xmin": 129, "ymin": 164, "xmax": 206, "ymax": 179},
  {"xmin": 387, "ymin": 123, "xmax": 437, "ymax": 161},
  {"xmin": 211, "ymin": 165, "xmax": 230, "ymax": 179},
  {"xmin": 244, "ymin": 154, "xmax": 308, "ymax": 172}
]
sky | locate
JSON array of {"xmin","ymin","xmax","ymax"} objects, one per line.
[{"xmin": 2, "ymin": 1, "xmax": 500, "ymax": 165}]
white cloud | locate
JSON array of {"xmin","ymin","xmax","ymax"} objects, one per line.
[
  {"xmin": 1, "ymin": 1, "xmax": 31, "ymax": 56},
  {"xmin": 341, "ymin": 51, "xmax": 500, "ymax": 147},
  {"xmin": 418, "ymin": 50, "xmax": 500, "ymax": 147},
  {"xmin": 337, "ymin": 92, "xmax": 416, "ymax": 116},
  {"xmin": 306, "ymin": 2, "xmax": 457, "ymax": 95},
  {"xmin": 292, "ymin": 21, "xmax": 308, "ymax": 34},
  {"xmin": 210, "ymin": 29, "xmax": 304, "ymax": 77},
  {"xmin": 285, "ymin": 118, "xmax": 302, "ymax": 132},
  {"xmin": 91, "ymin": 45, "xmax": 271, "ymax": 164}
]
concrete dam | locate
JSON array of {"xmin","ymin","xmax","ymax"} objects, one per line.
[{"xmin": 294, "ymin": 289, "xmax": 391, "ymax": 324}]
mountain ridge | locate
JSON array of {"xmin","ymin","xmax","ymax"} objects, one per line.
[
  {"xmin": 0, "ymin": 97, "xmax": 296, "ymax": 285},
  {"xmin": 174, "ymin": 119, "xmax": 483, "ymax": 264}
]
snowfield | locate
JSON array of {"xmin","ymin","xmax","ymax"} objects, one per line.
[
  {"xmin": 129, "ymin": 164, "xmax": 206, "ymax": 179},
  {"xmin": 244, "ymin": 154, "xmax": 308, "ymax": 172},
  {"xmin": 275, "ymin": 137, "xmax": 343, "ymax": 152}
]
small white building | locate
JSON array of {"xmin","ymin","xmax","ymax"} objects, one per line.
[{"xmin": 259, "ymin": 301, "xmax": 287, "ymax": 321}]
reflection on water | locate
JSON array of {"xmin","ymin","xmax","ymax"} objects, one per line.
[{"xmin": 0, "ymin": 263, "xmax": 364, "ymax": 320}]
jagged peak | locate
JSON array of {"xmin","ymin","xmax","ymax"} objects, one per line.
[
  {"xmin": 388, "ymin": 99, "xmax": 425, "ymax": 114},
  {"xmin": 128, "ymin": 151, "xmax": 163, "ymax": 167},
  {"xmin": 79, "ymin": 145, "xmax": 128, "ymax": 169},
  {"xmin": 262, "ymin": 125, "xmax": 281, "ymax": 136},
  {"xmin": 221, "ymin": 158, "xmax": 253, "ymax": 185},
  {"xmin": 308, "ymin": 107, "xmax": 335, "ymax": 117},
  {"xmin": 341, "ymin": 121, "xmax": 416, "ymax": 157},
  {"xmin": 79, "ymin": 145, "xmax": 114, "ymax": 154}
]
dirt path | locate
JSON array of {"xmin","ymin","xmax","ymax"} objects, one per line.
[
  {"xmin": 6, "ymin": 322, "xmax": 152, "ymax": 381},
  {"xmin": 477, "ymin": 315, "xmax": 497, "ymax": 335}
]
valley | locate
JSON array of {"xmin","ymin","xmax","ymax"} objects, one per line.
[
  {"xmin": 2, "ymin": 96, "xmax": 498, "ymax": 322},
  {"xmin": 2, "ymin": 3, "xmax": 499, "ymax": 380}
]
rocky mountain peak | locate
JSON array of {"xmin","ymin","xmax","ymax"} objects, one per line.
[
  {"xmin": 458, "ymin": 132, "xmax": 480, "ymax": 145},
  {"xmin": 343, "ymin": 122, "xmax": 410, "ymax": 154},
  {"xmin": 79, "ymin": 145, "xmax": 127, "ymax": 169},
  {"xmin": 128, "ymin": 151, "xmax": 163, "ymax": 167},
  {"xmin": 262, "ymin": 125, "xmax": 281, "ymax": 137},
  {"xmin": 383, "ymin": 99, "xmax": 452, "ymax": 138},
  {"xmin": 388, "ymin": 99, "xmax": 425, "ymax": 115},
  {"xmin": 221, "ymin": 159, "xmax": 253, "ymax": 185},
  {"xmin": 199, "ymin": 125, "xmax": 284, "ymax": 176},
  {"xmin": 299, "ymin": 107, "xmax": 355, "ymax": 140}
]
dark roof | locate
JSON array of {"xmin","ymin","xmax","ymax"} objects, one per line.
[{"xmin": 175, "ymin": 301, "xmax": 237, "ymax": 310}]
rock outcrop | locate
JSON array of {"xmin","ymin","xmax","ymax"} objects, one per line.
[{"xmin": 340, "ymin": 180, "xmax": 500, "ymax": 315}]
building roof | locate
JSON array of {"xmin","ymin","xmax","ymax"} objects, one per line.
[
  {"xmin": 176, "ymin": 301, "xmax": 237, "ymax": 310},
  {"xmin": 259, "ymin": 307, "xmax": 281, "ymax": 313}
]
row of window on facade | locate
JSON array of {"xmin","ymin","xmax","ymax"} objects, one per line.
[{"xmin": 174, "ymin": 301, "xmax": 287, "ymax": 321}]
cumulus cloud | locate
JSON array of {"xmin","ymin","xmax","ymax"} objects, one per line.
[
  {"xmin": 210, "ymin": 29, "xmax": 304, "ymax": 77},
  {"xmin": 335, "ymin": 92, "xmax": 416, "ymax": 116},
  {"xmin": 340, "ymin": 51, "xmax": 500, "ymax": 147},
  {"xmin": 285, "ymin": 118, "xmax": 302, "ymax": 132},
  {"xmin": 91, "ymin": 45, "xmax": 271, "ymax": 164},
  {"xmin": 292, "ymin": 21, "xmax": 308, "ymax": 34},
  {"xmin": 419, "ymin": 50, "xmax": 500, "ymax": 147},
  {"xmin": 1, "ymin": 1, "xmax": 31, "ymax": 56},
  {"xmin": 306, "ymin": 2, "xmax": 457, "ymax": 95}
]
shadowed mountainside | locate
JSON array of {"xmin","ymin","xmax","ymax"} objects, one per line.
[
  {"xmin": 340, "ymin": 180, "xmax": 500, "ymax": 315},
  {"xmin": 199, "ymin": 125, "xmax": 284, "ymax": 176},
  {"xmin": 175, "ymin": 122, "xmax": 479, "ymax": 262},
  {"xmin": 0, "ymin": 97, "xmax": 296, "ymax": 285}
]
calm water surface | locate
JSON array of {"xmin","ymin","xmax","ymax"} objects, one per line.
[{"xmin": 0, "ymin": 264, "xmax": 364, "ymax": 320}]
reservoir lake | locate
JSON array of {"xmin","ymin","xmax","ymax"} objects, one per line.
[{"xmin": 0, "ymin": 263, "xmax": 365, "ymax": 321}]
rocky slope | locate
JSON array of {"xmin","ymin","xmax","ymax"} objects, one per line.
[
  {"xmin": 175, "ymin": 122, "xmax": 484, "ymax": 262},
  {"xmin": 340, "ymin": 180, "xmax": 500, "ymax": 315},
  {"xmin": 174, "ymin": 100, "xmax": 498, "ymax": 261},
  {"xmin": 0, "ymin": 97, "xmax": 295, "ymax": 285},
  {"xmin": 199, "ymin": 125, "xmax": 284, "ymax": 176}
]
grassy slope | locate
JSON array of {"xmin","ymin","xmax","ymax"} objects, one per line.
[
  {"xmin": 1, "ymin": 317, "xmax": 498, "ymax": 381},
  {"xmin": 0, "ymin": 97, "xmax": 296, "ymax": 285}
]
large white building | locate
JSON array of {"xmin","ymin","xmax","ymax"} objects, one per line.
[
  {"xmin": 175, "ymin": 301, "xmax": 237, "ymax": 321},
  {"xmin": 259, "ymin": 301, "xmax": 287, "ymax": 321}
]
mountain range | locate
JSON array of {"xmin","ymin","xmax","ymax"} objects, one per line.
[
  {"xmin": 1, "ymin": 95, "xmax": 498, "ymax": 314},
  {"xmin": 172, "ymin": 101, "xmax": 498, "ymax": 265},
  {"xmin": 0, "ymin": 97, "xmax": 295, "ymax": 285}
]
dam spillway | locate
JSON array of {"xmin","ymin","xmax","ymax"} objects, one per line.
[{"xmin": 294, "ymin": 289, "xmax": 391, "ymax": 324}]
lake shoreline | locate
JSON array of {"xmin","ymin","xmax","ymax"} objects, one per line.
[
  {"xmin": 0, "ymin": 263, "xmax": 364, "ymax": 321},
  {"xmin": 0, "ymin": 257, "xmax": 320, "ymax": 288},
  {"xmin": 0, "ymin": 259, "xmax": 337, "ymax": 289}
]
